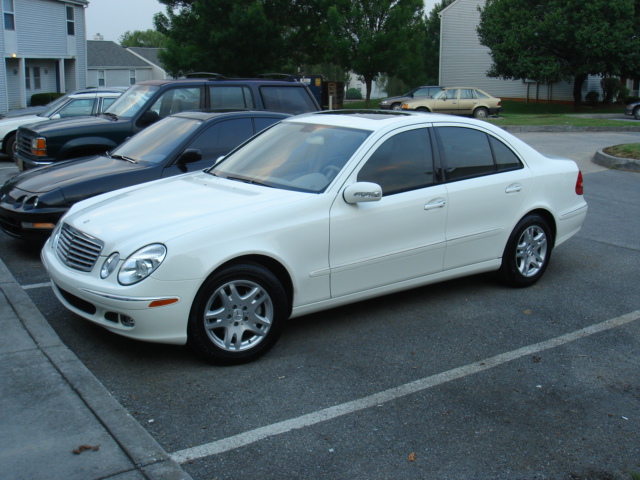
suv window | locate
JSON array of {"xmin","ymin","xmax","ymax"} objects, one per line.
[
  {"xmin": 148, "ymin": 87, "xmax": 202, "ymax": 118},
  {"xmin": 107, "ymin": 84, "xmax": 159, "ymax": 118},
  {"xmin": 437, "ymin": 126, "xmax": 523, "ymax": 181},
  {"xmin": 358, "ymin": 128, "xmax": 435, "ymax": 195},
  {"xmin": 209, "ymin": 86, "xmax": 255, "ymax": 109},
  {"xmin": 260, "ymin": 86, "xmax": 319, "ymax": 114}
]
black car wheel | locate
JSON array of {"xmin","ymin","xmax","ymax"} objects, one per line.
[
  {"xmin": 499, "ymin": 214, "xmax": 553, "ymax": 288},
  {"xmin": 634, "ymin": 106, "xmax": 640, "ymax": 120},
  {"xmin": 188, "ymin": 263, "xmax": 288, "ymax": 364},
  {"xmin": 4, "ymin": 132, "xmax": 16, "ymax": 163}
]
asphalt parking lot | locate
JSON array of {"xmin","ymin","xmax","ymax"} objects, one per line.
[{"xmin": 1, "ymin": 130, "xmax": 639, "ymax": 480}]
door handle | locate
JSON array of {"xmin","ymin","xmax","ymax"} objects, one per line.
[
  {"xmin": 424, "ymin": 199, "xmax": 446, "ymax": 210},
  {"xmin": 505, "ymin": 183, "xmax": 522, "ymax": 194}
]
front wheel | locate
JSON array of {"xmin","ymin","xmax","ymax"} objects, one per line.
[
  {"xmin": 499, "ymin": 214, "xmax": 553, "ymax": 288},
  {"xmin": 4, "ymin": 132, "xmax": 16, "ymax": 163},
  {"xmin": 390, "ymin": 103, "xmax": 401, "ymax": 111},
  {"xmin": 634, "ymin": 106, "xmax": 640, "ymax": 120},
  {"xmin": 187, "ymin": 263, "xmax": 288, "ymax": 364}
]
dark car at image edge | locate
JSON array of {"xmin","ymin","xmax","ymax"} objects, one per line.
[
  {"xmin": 0, "ymin": 110, "xmax": 289, "ymax": 243},
  {"xmin": 14, "ymin": 76, "xmax": 321, "ymax": 171}
]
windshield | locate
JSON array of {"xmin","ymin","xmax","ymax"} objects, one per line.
[
  {"xmin": 104, "ymin": 85, "xmax": 159, "ymax": 118},
  {"xmin": 110, "ymin": 116, "xmax": 202, "ymax": 164},
  {"xmin": 209, "ymin": 122, "xmax": 371, "ymax": 193},
  {"xmin": 38, "ymin": 94, "xmax": 73, "ymax": 117}
]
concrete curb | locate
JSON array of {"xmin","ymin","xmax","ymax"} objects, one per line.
[
  {"xmin": 593, "ymin": 149, "xmax": 640, "ymax": 172},
  {"xmin": 0, "ymin": 259, "xmax": 192, "ymax": 480}
]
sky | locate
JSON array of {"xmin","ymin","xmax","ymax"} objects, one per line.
[
  {"xmin": 85, "ymin": 0, "xmax": 441, "ymax": 44},
  {"xmin": 85, "ymin": 0, "xmax": 164, "ymax": 43}
]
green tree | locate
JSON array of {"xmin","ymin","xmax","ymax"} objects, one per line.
[
  {"xmin": 119, "ymin": 29, "xmax": 167, "ymax": 48},
  {"xmin": 423, "ymin": 0, "xmax": 454, "ymax": 85},
  {"xmin": 477, "ymin": 0, "xmax": 640, "ymax": 107},
  {"xmin": 154, "ymin": 0, "xmax": 331, "ymax": 77},
  {"xmin": 325, "ymin": 0, "xmax": 426, "ymax": 107}
]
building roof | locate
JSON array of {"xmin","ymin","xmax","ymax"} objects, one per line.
[
  {"xmin": 87, "ymin": 40, "xmax": 150, "ymax": 68},
  {"xmin": 127, "ymin": 47, "xmax": 164, "ymax": 69}
]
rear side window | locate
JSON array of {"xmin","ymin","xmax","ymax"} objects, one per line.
[
  {"xmin": 254, "ymin": 116, "xmax": 283, "ymax": 133},
  {"xmin": 358, "ymin": 128, "xmax": 435, "ymax": 195},
  {"xmin": 260, "ymin": 86, "xmax": 317, "ymax": 114},
  {"xmin": 209, "ymin": 86, "xmax": 254, "ymax": 109},
  {"xmin": 437, "ymin": 126, "xmax": 522, "ymax": 181}
]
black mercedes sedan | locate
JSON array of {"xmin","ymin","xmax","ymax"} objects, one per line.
[{"xmin": 0, "ymin": 110, "xmax": 289, "ymax": 243}]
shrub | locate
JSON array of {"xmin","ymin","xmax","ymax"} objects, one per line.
[
  {"xmin": 624, "ymin": 95, "xmax": 640, "ymax": 105},
  {"xmin": 346, "ymin": 88, "xmax": 363, "ymax": 100},
  {"xmin": 600, "ymin": 77, "xmax": 621, "ymax": 104},
  {"xmin": 30, "ymin": 92, "xmax": 65, "ymax": 106},
  {"xmin": 585, "ymin": 90, "xmax": 599, "ymax": 106}
]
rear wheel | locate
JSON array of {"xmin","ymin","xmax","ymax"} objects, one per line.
[
  {"xmin": 473, "ymin": 107, "xmax": 489, "ymax": 119},
  {"xmin": 499, "ymin": 214, "xmax": 553, "ymax": 288},
  {"xmin": 187, "ymin": 263, "xmax": 288, "ymax": 364}
]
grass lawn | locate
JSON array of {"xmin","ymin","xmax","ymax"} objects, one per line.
[{"xmin": 342, "ymin": 99, "xmax": 633, "ymax": 127}]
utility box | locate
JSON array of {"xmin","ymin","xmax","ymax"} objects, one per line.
[{"xmin": 322, "ymin": 81, "xmax": 344, "ymax": 110}]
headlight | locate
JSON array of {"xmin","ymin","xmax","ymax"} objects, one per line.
[
  {"xmin": 118, "ymin": 244, "xmax": 166, "ymax": 285},
  {"xmin": 100, "ymin": 252, "xmax": 120, "ymax": 279}
]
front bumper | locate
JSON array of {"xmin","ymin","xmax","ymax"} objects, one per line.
[
  {"xmin": 14, "ymin": 152, "xmax": 54, "ymax": 172},
  {"xmin": 0, "ymin": 204, "xmax": 63, "ymax": 243},
  {"xmin": 42, "ymin": 241, "xmax": 201, "ymax": 345}
]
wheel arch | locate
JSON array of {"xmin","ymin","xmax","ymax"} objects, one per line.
[
  {"xmin": 517, "ymin": 208, "xmax": 557, "ymax": 248},
  {"xmin": 206, "ymin": 254, "xmax": 294, "ymax": 315},
  {"xmin": 1, "ymin": 129, "xmax": 17, "ymax": 154}
]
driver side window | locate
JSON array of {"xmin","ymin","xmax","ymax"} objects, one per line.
[{"xmin": 357, "ymin": 128, "xmax": 435, "ymax": 195}]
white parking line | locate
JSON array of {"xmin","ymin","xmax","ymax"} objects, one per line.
[
  {"xmin": 170, "ymin": 309, "xmax": 640, "ymax": 464},
  {"xmin": 22, "ymin": 282, "xmax": 52, "ymax": 290}
]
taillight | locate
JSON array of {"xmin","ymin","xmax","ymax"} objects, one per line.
[{"xmin": 575, "ymin": 171, "xmax": 584, "ymax": 195}]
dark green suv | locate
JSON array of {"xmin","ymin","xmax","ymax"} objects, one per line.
[{"xmin": 15, "ymin": 77, "xmax": 321, "ymax": 171}]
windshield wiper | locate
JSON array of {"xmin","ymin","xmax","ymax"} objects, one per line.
[
  {"xmin": 108, "ymin": 153, "xmax": 136, "ymax": 163},
  {"xmin": 225, "ymin": 176, "xmax": 273, "ymax": 188},
  {"xmin": 101, "ymin": 112, "xmax": 118, "ymax": 120}
]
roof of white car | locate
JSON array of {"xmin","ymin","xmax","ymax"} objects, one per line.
[{"xmin": 288, "ymin": 109, "xmax": 489, "ymax": 131}]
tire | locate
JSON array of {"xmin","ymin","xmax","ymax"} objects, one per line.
[
  {"xmin": 187, "ymin": 263, "xmax": 288, "ymax": 364},
  {"xmin": 634, "ymin": 106, "xmax": 640, "ymax": 120},
  {"xmin": 499, "ymin": 214, "xmax": 553, "ymax": 288},
  {"xmin": 473, "ymin": 107, "xmax": 489, "ymax": 119},
  {"xmin": 4, "ymin": 132, "xmax": 16, "ymax": 163},
  {"xmin": 390, "ymin": 103, "xmax": 401, "ymax": 111}
]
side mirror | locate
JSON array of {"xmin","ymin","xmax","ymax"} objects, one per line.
[
  {"xmin": 138, "ymin": 110, "xmax": 160, "ymax": 127},
  {"xmin": 343, "ymin": 182, "xmax": 382, "ymax": 204},
  {"xmin": 50, "ymin": 113, "xmax": 61, "ymax": 119},
  {"xmin": 177, "ymin": 149, "xmax": 202, "ymax": 165}
]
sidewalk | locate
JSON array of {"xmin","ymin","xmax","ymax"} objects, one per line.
[{"xmin": 0, "ymin": 259, "xmax": 192, "ymax": 480}]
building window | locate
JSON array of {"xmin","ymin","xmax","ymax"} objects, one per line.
[
  {"xmin": 66, "ymin": 5, "xmax": 75, "ymax": 35},
  {"xmin": 3, "ymin": 0, "xmax": 15, "ymax": 30},
  {"xmin": 98, "ymin": 70, "xmax": 105, "ymax": 87},
  {"xmin": 33, "ymin": 67, "xmax": 41, "ymax": 89},
  {"xmin": 129, "ymin": 70, "xmax": 136, "ymax": 85}
]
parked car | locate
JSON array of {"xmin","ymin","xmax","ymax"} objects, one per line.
[
  {"xmin": 14, "ymin": 76, "xmax": 321, "ymax": 171},
  {"xmin": 402, "ymin": 87, "xmax": 502, "ymax": 118},
  {"xmin": 0, "ymin": 110, "xmax": 289, "ymax": 243},
  {"xmin": 378, "ymin": 85, "xmax": 442, "ymax": 110},
  {"xmin": 0, "ymin": 87, "xmax": 126, "ymax": 162},
  {"xmin": 42, "ymin": 110, "xmax": 587, "ymax": 365},
  {"xmin": 624, "ymin": 100, "xmax": 640, "ymax": 119}
]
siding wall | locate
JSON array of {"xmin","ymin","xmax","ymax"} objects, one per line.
[
  {"xmin": 87, "ymin": 68, "xmax": 153, "ymax": 88},
  {"xmin": 439, "ymin": 0, "xmax": 593, "ymax": 102},
  {"xmin": 1, "ymin": 0, "xmax": 87, "ymax": 111}
]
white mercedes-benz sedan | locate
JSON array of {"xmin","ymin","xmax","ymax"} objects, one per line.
[{"xmin": 42, "ymin": 111, "xmax": 587, "ymax": 364}]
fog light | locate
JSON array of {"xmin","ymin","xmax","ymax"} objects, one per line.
[{"xmin": 120, "ymin": 314, "xmax": 135, "ymax": 327}]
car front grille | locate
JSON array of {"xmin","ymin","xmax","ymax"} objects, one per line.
[
  {"xmin": 16, "ymin": 129, "xmax": 35, "ymax": 158},
  {"xmin": 56, "ymin": 223, "xmax": 104, "ymax": 272}
]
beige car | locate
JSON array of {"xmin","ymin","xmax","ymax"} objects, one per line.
[{"xmin": 402, "ymin": 87, "xmax": 501, "ymax": 118}]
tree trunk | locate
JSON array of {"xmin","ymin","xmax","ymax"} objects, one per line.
[
  {"xmin": 365, "ymin": 76, "xmax": 373, "ymax": 108},
  {"xmin": 572, "ymin": 73, "xmax": 588, "ymax": 109}
]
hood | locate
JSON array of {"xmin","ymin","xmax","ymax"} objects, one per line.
[
  {"xmin": 21, "ymin": 114, "xmax": 127, "ymax": 135},
  {"xmin": 7, "ymin": 155, "xmax": 148, "ymax": 193},
  {"xmin": 0, "ymin": 114, "xmax": 46, "ymax": 130},
  {"xmin": 0, "ymin": 106, "xmax": 47, "ymax": 118},
  {"xmin": 64, "ymin": 171, "xmax": 308, "ymax": 250}
]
